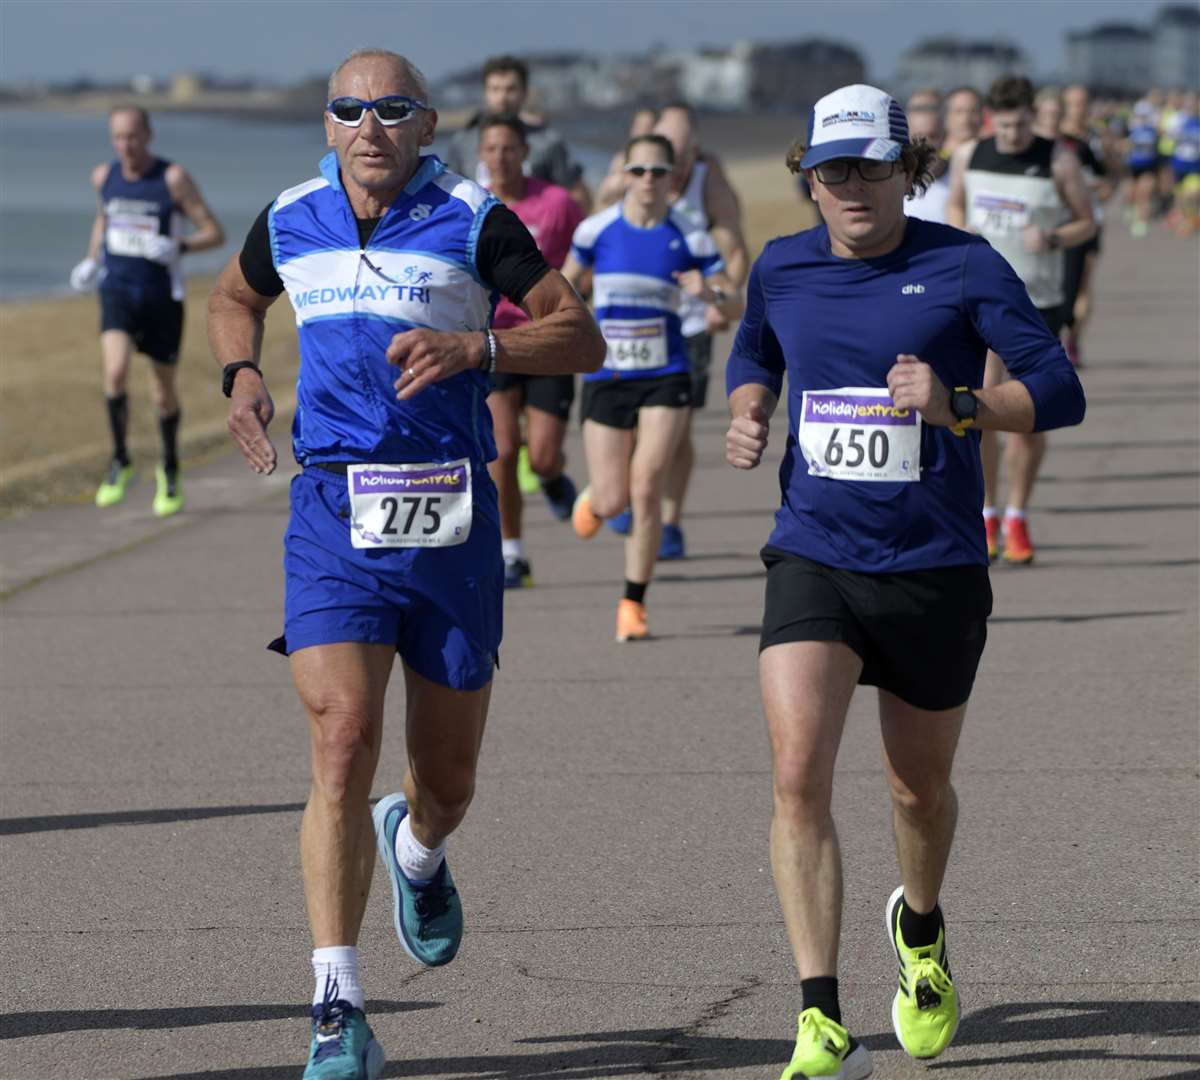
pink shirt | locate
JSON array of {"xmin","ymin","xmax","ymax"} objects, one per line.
[{"xmin": 491, "ymin": 177, "xmax": 583, "ymax": 330}]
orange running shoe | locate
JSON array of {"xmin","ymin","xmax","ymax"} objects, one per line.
[
  {"xmin": 615, "ymin": 598, "xmax": 649, "ymax": 642},
  {"xmin": 572, "ymin": 486, "xmax": 603, "ymax": 539},
  {"xmin": 984, "ymin": 515, "xmax": 1000, "ymax": 561},
  {"xmin": 1002, "ymin": 515, "xmax": 1035, "ymax": 564}
]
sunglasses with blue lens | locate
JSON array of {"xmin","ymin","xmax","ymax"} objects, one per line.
[{"xmin": 327, "ymin": 95, "xmax": 428, "ymax": 127}]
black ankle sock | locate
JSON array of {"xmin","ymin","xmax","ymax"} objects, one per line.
[
  {"xmin": 623, "ymin": 580, "xmax": 647, "ymax": 604},
  {"xmin": 106, "ymin": 394, "xmax": 130, "ymax": 465},
  {"xmin": 899, "ymin": 895, "xmax": 944, "ymax": 948},
  {"xmin": 541, "ymin": 474, "xmax": 568, "ymax": 500},
  {"xmin": 158, "ymin": 410, "xmax": 181, "ymax": 475},
  {"xmin": 800, "ymin": 976, "xmax": 841, "ymax": 1024}
]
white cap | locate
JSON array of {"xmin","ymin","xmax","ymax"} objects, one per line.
[{"xmin": 801, "ymin": 84, "xmax": 910, "ymax": 169}]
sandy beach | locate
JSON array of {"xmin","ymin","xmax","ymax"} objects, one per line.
[{"xmin": 0, "ymin": 149, "xmax": 812, "ymax": 517}]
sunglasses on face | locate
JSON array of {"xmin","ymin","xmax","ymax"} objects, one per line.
[
  {"xmin": 814, "ymin": 159, "xmax": 899, "ymax": 184},
  {"xmin": 624, "ymin": 163, "xmax": 672, "ymax": 178},
  {"xmin": 326, "ymin": 95, "xmax": 428, "ymax": 127}
]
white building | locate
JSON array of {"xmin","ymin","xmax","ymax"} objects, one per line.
[
  {"xmin": 1066, "ymin": 24, "xmax": 1153, "ymax": 94},
  {"xmin": 1153, "ymin": 5, "xmax": 1200, "ymax": 89},
  {"xmin": 895, "ymin": 39, "xmax": 1026, "ymax": 99}
]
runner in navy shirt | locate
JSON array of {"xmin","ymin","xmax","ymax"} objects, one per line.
[{"xmin": 724, "ymin": 84, "xmax": 1083, "ymax": 1080}]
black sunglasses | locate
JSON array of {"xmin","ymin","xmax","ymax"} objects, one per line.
[{"xmin": 624, "ymin": 164, "xmax": 672, "ymax": 178}]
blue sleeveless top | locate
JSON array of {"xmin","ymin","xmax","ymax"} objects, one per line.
[
  {"xmin": 269, "ymin": 153, "xmax": 501, "ymax": 468},
  {"xmin": 100, "ymin": 157, "xmax": 181, "ymax": 300}
]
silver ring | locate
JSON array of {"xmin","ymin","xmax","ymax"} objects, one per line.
[{"xmin": 407, "ymin": 368, "xmax": 415, "ymax": 379}]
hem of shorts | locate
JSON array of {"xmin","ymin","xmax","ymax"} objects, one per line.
[{"xmin": 759, "ymin": 620, "xmax": 868, "ymax": 660}]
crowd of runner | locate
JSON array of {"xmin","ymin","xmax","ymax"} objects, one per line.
[{"xmin": 67, "ymin": 48, "xmax": 1189, "ymax": 1080}]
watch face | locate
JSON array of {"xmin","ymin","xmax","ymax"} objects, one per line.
[{"xmin": 952, "ymin": 390, "xmax": 978, "ymax": 420}]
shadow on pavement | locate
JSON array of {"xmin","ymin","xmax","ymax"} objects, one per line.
[
  {"xmin": 0, "ymin": 802, "xmax": 307, "ymax": 836},
  {"xmin": 990, "ymin": 610, "xmax": 1184, "ymax": 624},
  {"xmin": 1, "ymin": 999, "xmax": 435, "ymax": 1041}
]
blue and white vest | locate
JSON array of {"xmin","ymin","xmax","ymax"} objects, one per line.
[
  {"xmin": 269, "ymin": 153, "xmax": 500, "ymax": 467},
  {"xmin": 101, "ymin": 157, "xmax": 183, "ymax": 300}
]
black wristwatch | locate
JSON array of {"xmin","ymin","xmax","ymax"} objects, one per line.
[
  {"xmin": 949, "ymin": 386, "xmax": 978, "ymax": 436},
  {"xmin": 222, "ymin": 360, "xmax": 262, "ymax": 398}
]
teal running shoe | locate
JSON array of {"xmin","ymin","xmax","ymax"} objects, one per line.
[
  {"xmin": 303, "ymin": 981, "xmax": 384, "ymax": 1080},
  {"xmin": 372, "ymin": 792, "xmax": 462, "ymax": 966}
]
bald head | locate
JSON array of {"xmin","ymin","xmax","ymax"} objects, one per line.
[
  {"xmin": 328, "ymin": 49, "xmax": 428, "ymax": 103},
  {"xmin": 653, "ymin": 105, "xmax": 696, "ymax": 162}
]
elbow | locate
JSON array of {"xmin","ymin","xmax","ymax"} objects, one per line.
[{"xmin": 580, "ymin": 320, "xmax": 606, "ymax": 373}]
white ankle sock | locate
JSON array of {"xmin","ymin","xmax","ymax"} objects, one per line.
[
  {"xmin": 312, "ymin": 945, "xmax": 364, "ymax": 1010},
  {"xmin": 502, "ymin": 538, "xmax": 526, "ymax": 561},
  {"xmin": 1004, "ymin": 507, "xmax": 1027, "ymax": 521},
  {"xmin": 982, "ymin": 505, "xmax": 999, "ymax": 520},
  {"xmin": 395, "ymin": 814, "xmax": 446, "ymax": 882}
]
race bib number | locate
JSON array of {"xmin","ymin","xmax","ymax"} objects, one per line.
[
  {"xmin": 106, "ymin": 213, "xmax": 162, "ymax": 258},
  {"xmin": 969, "ymin": 191, "xmax": 1030, "ymax": 234},
  {"xmin": 347, "ymin": 460, "xmax": 472, "ymax": 549},
  {"xmin": 798, "ymin": 388, "xmax": 921, "ymax": 483},
  {"xmin": 602, "ymin": 317, "xmax": 668, "ymax": 371}
]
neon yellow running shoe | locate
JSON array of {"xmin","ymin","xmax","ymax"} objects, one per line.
[
  {"xmin": 780, "ymin": 1007, "xmax": 872, "ymax": 1080},
  {"xmin": 516, "ymin": 445, "xmax": 540, "ymax": 495},
  {"xmin": 95, "ymin": 461, "xmax": 135, "ymax": 508},
  {"xmin": 886, "ymin": 885, "xmax": 959, "ymax": 1059},
  {"xmin": 152, "ymin": 465, "xmax": 184, "ymax": 517}
]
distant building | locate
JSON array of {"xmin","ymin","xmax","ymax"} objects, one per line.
[
  {"xmin": 1065, "ymin": 5, "xmax": 1199, "ymax": 95},
  {"xmin": 432, "ymin": 39, "xmax": 864, "ymax": 117},
  {"xmin": 1152, "ymin": 4, "xmax": 1200, "ymax": 88},
  {"xmin": 894, "ymin": 38, "xmax": 1027, "ymax": 99},
  {"xmin": 1066, "ymin": 24, "xmax": 1152, "ymax": 95}
]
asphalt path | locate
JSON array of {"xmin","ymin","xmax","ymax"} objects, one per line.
[{"xmin": 2, "ymin": 224, "xmax": 1198, "ymax": 1079}]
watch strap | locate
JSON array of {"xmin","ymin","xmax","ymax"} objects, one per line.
[{"xmin": 222, "ymin": 360, "xmax": 262, "ymax": 398}]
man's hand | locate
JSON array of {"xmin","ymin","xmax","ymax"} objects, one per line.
[
  {"xmin": 227, "ymin": 370, "xmax": 277, "ymax": 474},
  {"xmin": 387, "ymin": 329, "xmax": 482, "ymax": 401},
  {"xmin": 704, "ymin": 305, "xmax": 731, "ymax": 334},
  {"xmin": 69, "ymin": 257, "xmax": 103, "ymax": 293},
  {"xmin": 1022, "ymin": 224, "xmax": 1053, "ymax": 254},
  {"xmin": 673, "ymin": 268, "xmax": 710, "ymax": 300},
  {"xmin": 726, "ymin": 403, "xmax": 770, "ymax": 469},
  {"xmin": 886, "ymin": 354, "xmax": 956, "ymax": 427},
  {"xmin": 143, "ymin": 235, "xmax": 180, "ymax": 265}
]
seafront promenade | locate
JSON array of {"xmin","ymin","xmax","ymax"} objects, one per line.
[{"xmin": 1, "ymin": 222, "xmax": 1197, "ymax": 1078}]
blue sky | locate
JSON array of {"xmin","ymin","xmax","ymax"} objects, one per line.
[{"xmin": 0, "ymin": 0, "xmax": 1157, "ymax": 86}]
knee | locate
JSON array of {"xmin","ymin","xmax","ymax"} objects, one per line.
[
  {"xmin": 492, "ymin": 432, "xmax": 519, "ymax": 467},
  {"xmin": 628, "ymin": 474, "xmax": 660, "ymax": 510},
  {"xmin": 772, "ymin": 757, "xmax": 833, "ymax": 821},
  {"xmin": 307, "ymin": 699, "xmax": 378, "ymax": 802},
  {"xmin": 889, "ymin": 776, "xmax": 953, "ymax": 823},
  {"xmin": 413, "ymin": 770, "xmax": 476, "ymax": 827},
  {"xmin": 589, "ymin": 487, "xmax": 626, "ymax": 519},
  {"xmin": 526, "ymin": 441, "xmax": 561, "ymax": 478}
]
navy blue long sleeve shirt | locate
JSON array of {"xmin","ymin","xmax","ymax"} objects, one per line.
[{"xmin": 726, "ymin": 219, "xmax": 1086, "ymax": 572}]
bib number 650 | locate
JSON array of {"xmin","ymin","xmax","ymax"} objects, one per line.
[{"xmin": 824, "ymin": 427, "xmax": 889, "ymax": 469}]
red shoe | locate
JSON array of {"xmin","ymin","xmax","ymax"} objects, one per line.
[
  {"xmin": 1002, "ymin": 516, "xmax": 1035, "ymax": 565},
  {"xmin": 984, "ymin": 515, "xmax": 1000, "ymax": 561}
]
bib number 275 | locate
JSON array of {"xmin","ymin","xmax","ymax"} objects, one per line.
[{"xmin": 379, "ymin": 495, "xmax": 441, "ymax": 538}]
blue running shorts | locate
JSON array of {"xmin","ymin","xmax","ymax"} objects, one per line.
[{"xmin": 268, "ymin": 465, "xmax": 503, "ymax": 691}]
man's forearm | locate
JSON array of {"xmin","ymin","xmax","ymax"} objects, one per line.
[
  {"xmin": 729, "ymin": 382, "xmax": 778, "ymax": 419},
  {"xmin": 207, "ymin": 287, "xmax": 266, "ymax": 369},
  {"xmin": 974, "ymin": 379, "xmax": 1036, "ymax": 434},
  {"xmin": 495, "ymin": 307, "xmax": 605, "ymax": 375},
  {"xmin": 1053, "ymin": 216, "xmax": 1097, "ymax": 250}
]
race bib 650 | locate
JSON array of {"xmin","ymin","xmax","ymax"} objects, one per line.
[{"xmin": 798, "ymin": 388, "xmax": 921, "ymax": 483}]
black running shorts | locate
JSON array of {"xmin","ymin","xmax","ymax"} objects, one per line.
[
  {"xmin": 685, "ymin": 331, "xmax": 714, "ymax": 409},
  {"xmin": 759, "ymin": 546, "xmax": 993, "ymax": 712},
  {"xmin": 1036, "ymin": 304, "xmax": 1067, "ymax": 338},
  {"xmin": 581, "ymin": 373, "xmax": 692, "ymax": 430},
  {"xmin": 99, "ymin": 288, "xmax": 184, "ymax": 365},
  {"xmin": 490, "ymin": 373, "xmax": 575, "ymax": 422}
]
